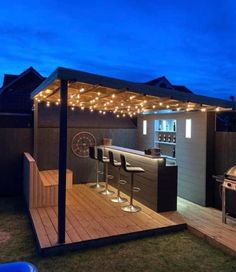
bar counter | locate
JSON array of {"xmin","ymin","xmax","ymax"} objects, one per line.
[{"xmin": 104, "ymin": 145, "xmax": 178, "ymax": 212}]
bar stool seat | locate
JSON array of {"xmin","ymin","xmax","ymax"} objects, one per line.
[
  {"xmin": 97, "ymin": 148, "xmax": 115, "ymax": 196},
  {"xmin": 109, "ymin": 151, "xmax": 130, "ymax": 203},
  {"xmin": 125, "ymin": 166, "xmax": 144, "ymax": 172},
  {"xmin": 120, "ymin": 154, "xmax": 144, "ymax": 213},
  {"xmin": 89, "ymin": 146, "xmax": 104, "ymax": 189}
]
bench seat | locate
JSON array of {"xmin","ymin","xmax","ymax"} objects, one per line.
[{"xmin": 39, "ymin": 169, "xmax": 73, "ymax": 189}]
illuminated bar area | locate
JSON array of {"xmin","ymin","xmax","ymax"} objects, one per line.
[{"xmin": 105, "ymin": 145, "xmax": 178, "ymax": 212}]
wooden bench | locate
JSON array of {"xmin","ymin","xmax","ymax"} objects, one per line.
[
  {"xmin": 39, "ymin": 169, "xmax": 73, "ymax": 189},
  {"xmin": 23, "ymin": 153, "xmax": 73, "ymax": 208}
]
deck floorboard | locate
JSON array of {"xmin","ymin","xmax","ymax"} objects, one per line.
[
  {"xmin": 30, "ymin": 183, "xmax": 184, "ymax": 254},
  {"xmin": 162, "ymin": 197, "xmax": 236, "ymax": 256}
]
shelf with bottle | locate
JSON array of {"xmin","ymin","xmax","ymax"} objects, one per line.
[
  {"xmin": 154, "ymin": 119, "xmax": 177, "ymax": 133},
  {"xmin": 157, "ymin": 133, "xmax": 176, "ymax": 144},
  {"xmin": 155, "ymin": 141, "xmax": 176, "ymax": 146}
]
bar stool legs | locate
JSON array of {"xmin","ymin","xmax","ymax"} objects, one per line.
[
  {"xmin": 100, "ymin": 163, "xmax": 115, "ymax": 196},
  {"xmin": 111, "ymin": 168, "xmax": 127, "ymax": 203},
  {"xmin": 121, "ymin": 173, "xmax": 141, "ymax": 213},
  {"xmin": 90, "ymin": 161, "xmax": 104, "ymax": 189}
]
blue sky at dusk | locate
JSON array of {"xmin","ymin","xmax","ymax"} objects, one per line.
[{"xmin": 0, "ymin": 0, "xmax": 235, "ymax": 99}]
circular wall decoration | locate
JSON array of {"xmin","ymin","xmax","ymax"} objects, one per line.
[{"xmin": 71, "ymin": 132, "xmax": 96, "ymax": 158}]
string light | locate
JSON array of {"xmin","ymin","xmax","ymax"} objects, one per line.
[
  {"xmin": 159, "ymin": 102, "xmax": 163, "ymax": 106},
  {"xmin": 112, "ymin": 94, "xmax": 116, "ymax": 98},
  {"xmin": 46, "ymin": 101, "xmax": 50, "ymax": 107},
  {"xmin": 80, "ymin": 88, "xmax": 85, "ymax": 93},
  {"xmin": 45, "ymin": 89, "xmax": 52, "ymax": 94},
  {"xmin": 71, "ymin": 107, "xmax": 75, "ymax": 111},
  {"xmin": 201, "ymin": 108, "xmax": 206, "ymax": 112}
]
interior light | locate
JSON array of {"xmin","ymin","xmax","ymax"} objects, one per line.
[
  {"xmin": 159, "ymin": 102, "xmax": 163, "ymax": 106},
  {"xmin": 185, "ymin": 119, "xmax": 192, "ymax": 138},
  {"xmin": 143, "ymin": 120, "xmax": 147, "ymax": 135},
  {"xmin": 80, "ymin": 88, "xmax": 85, "ymax": 93}
]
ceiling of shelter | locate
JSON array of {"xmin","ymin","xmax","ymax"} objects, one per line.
[{"xmin": 34, "ymin": 79, "xmax": 230, "ymax": 117}]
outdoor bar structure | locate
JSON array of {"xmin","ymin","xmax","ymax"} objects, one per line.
[{"xmin": 24, "ymin": 67, "xmax": 235, "ymax": 255}]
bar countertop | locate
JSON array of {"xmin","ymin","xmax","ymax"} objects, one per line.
[{"xmin": 104, "ymin": 145, "xmax": 176, "ymax": 166}]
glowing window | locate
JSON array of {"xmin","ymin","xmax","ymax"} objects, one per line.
[
  {"xmin": 185, "ymin": 119, "xmax": 192, "ymax": 138},
  {"xmin": 143, "ymin": 120, "xmax": 147, "ymax": 135}
]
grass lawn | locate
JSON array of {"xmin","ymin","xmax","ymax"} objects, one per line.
[{"xmin": 0, "ymin": 197, "xmax": 236, "ymax": 272}]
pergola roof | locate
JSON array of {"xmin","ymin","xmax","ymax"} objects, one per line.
[{"xmin": 31, "ymin": 67, "xmax": 234, "ymax": 116}]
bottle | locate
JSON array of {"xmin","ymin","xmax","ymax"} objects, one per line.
[
  {"xmin": 163, "ymin": 134, "xmax": 166, "ymax": 142},
  {"xmin": 173, "ymin": 122, "xmax": 176, "ymax": 132},
  {"xmin": 172, "ymin": 147, "xmax": 176, "ymax": 158},
  {"xmin": 158, "ymin": 134, "xmax": 162, "ymax": 142},
  {"xmin": 168, "ymin": 135, "xmax": 171, "ymax": 142},
  {"xmin": 173, "ymin": 135, "xmax": 176, "ymax": 143}
]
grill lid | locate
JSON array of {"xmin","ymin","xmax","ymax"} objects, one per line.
[{"xmin": 225, "ymin": 165, "xmax": 236, "ymax": 181}]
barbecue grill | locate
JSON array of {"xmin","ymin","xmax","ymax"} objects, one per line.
[{"xmin": 222, "ymin": 165, "xmax": 236, "ymax": 224}]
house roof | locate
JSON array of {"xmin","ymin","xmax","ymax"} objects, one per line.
[
  {"xmin": 0, "ymin": 67, "xmax": 44, "ymax": 93},
  {"xmin": 172, "ymin": 85, "xmax": 193, "ymax": 94},
  {"xmin": 145, "ymin": 76, "xmax": 174, "ymax": 89},
  {"xmin": 2, "ymin": 74, "xmax": 18, "ymax": 87},
  {"xmin": 31, "ymin": 67, "xmax": 235, "ymax": 114},
  {"xmin": 0, "ymin": 67, "xmax": 45, "ymax": 113}
]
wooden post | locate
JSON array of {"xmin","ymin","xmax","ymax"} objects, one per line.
[
  {"xmin": 58, "ymin": 79, "xmax": 68, "ymax": 244},
  {"xmin": 33, "ymin": 100, "xmax": 38, "ymax": 161}
]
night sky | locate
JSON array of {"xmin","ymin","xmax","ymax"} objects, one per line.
[{"xmin": 0, "ymin": 0, "xmax": 235, "ymax": 99}]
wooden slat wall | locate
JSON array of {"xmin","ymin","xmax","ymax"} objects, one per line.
[
  {"xmin": 137, "ymin": 112, "xmax": 208, "ymax": 206},
  {"xmin": 23, "ymin": 153, "xmax": 59, "ymax": 208}
]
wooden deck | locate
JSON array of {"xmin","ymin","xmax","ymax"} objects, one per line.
[
  {"xmin": 163, "ymin": 197, "xmax": 236, "ymax": 257},
  {"xmin": 29, "ymin": 184, "xmax": 185, "ymax": 255}
]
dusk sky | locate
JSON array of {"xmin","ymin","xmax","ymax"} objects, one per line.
[{"xmin": 0, "ymin": 0, "xmax": 235, "ymax": 99}]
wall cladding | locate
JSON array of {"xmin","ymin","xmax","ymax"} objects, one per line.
[
  {"xmin": 0, "ymin": 128, "xmax": 33, "ymax": 196},
  {"xmin": 37, "ymin": 128, "xmax": 137, "ymax": 183},
  {"xmin": 215, "ymin": 132, "xmax": 236, "ymax": 174},
  {"xmin": 137, "ymin": 112, "xmax": 208, "ymax": 206}
]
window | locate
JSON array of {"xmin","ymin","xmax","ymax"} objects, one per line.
[
  {"xmin": 185, "ymin": 119, "xmax": 192, "ymax": 138},
  {"xmin": 143, "ymin": 120, "xmax": 147, "ymax": 135}
]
